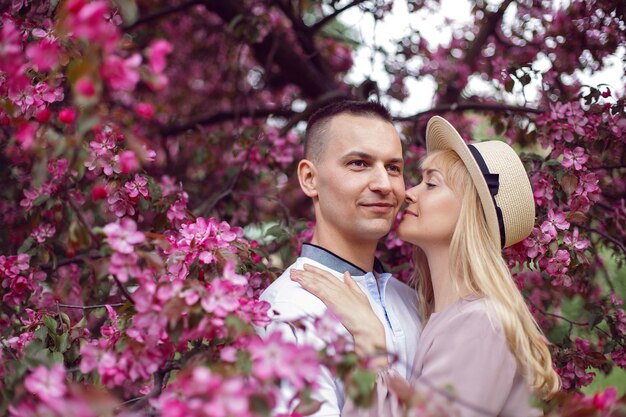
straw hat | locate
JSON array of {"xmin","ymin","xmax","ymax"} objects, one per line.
[{"xmin": 425, "ymin": 116, "xmax": 535, "ymax": 248}]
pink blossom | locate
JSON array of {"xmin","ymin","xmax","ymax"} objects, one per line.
[
  {"xmin": 124, "ymin": 174, "xmax": 150, "ymax": 199},
  {"xmin": 0, "ymin": 18, "xmax": 24, "ymax": 77},
  {"xmin": 6, "ymin": 331, "xmax": 34, "ymax": 354},
  {"xmin": 135, "ymin": 102, "xmax": 155, "ymax": 120},
  {"xmin": 107, "ymin": 188, "xmax": 136, "ymax": 217},
  {"xmin": 84, "ymin": 126, "xmax": 118, "ymax": 175},
  {"xmin": 67, "ymin": 0, "xmax": 120, "ymax": 51},
  {"xmin": 591, "ymin": 387, "xmax": 618, "ymax": 410},
  {"xmin": 523, "ymin": 227, "xmax": 551, "ymax": 259},
  {"xmin": 118, "ymin": 150, "xmax": 139, "ymax": 174},
  {"xmin": 101, "ymin": 53, "xmax": 141, "ymax": 91},
  {"xmin": 540, "ymin": 209, "xmax": 570, "ymax": 239},
  {"xmin": 24, "ymin": 364, "xmax": 67, "ymax": 402},
  {"xmin": 75, "ymin": 76, "xmax": 96, "ymax": 96},
  {"xmin": 563, "ymin": 229, "xmax": 589, "ymax": 252},
  {"xmin": 25, "ymin": 38, "xmax": 61, "ymax": 71},
  {"xmin": 15, "ymin": 122, "xmax": 38, "ymax": 149},
  {"xmin": 561, "ymin": 147, "xmax": 589, "ymax": 170},
  {"xmin": 58, "ymin": 107, "xmax": 76, "ymax": 124},
  {"xmin": 200, "ymin": 279, "xmax": 243, "ymax": 317},
  {"xmin": 35, "ymin": 107, "xmax": 52, "ymax": 123},
  {"xmin": 543, "ymin": 249, "xmax": 571, "ymax": 285},
  {"xmin": 103, "ymin": 218, "xmax": 145, "ymax": 254},
  {"xmin": 91, "ymin": 185, "xmax": 108, "ymax": 201},
  {"xmin": 146, "ymin": 39, "xmax": 172, "ymax": 74},
  {"xmin": 109, "ymin": 252, "xmax": 141, "ymax": 282},
  {"xmin": 166, "ymin": 192, "xmax": 190, "ymax": 227},
  {"xmin": 30, "ymin": 223, "xmax": 56, "ymax": 244},
  {"xmin": 248, "ymin": 332, "xmax": 320, "ymax": 390}
]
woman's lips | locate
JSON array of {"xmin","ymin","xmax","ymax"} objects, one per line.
[{"xmin": 403, "ymin": 210, "xmax": 419, "ymax": 218}]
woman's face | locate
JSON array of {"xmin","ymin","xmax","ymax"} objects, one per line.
[{"xmin": 397, "ymin": 161, "xmax": 462, "ymax": 249}]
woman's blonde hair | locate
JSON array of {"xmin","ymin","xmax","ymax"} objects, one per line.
[{"xmin": 412, "ymin": 149, "xmax": 560, "ymax": 399}]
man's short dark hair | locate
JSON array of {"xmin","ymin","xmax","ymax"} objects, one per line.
[{"xmin": 304, "ymin": 100, "xmax": 392, "ymax": 162}]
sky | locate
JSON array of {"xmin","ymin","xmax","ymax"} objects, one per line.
[{"xmin": 338, "ymin": 0, "xmax": 625, "ymax": 116}]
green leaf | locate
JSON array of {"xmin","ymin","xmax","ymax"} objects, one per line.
[
  {"xmin": 588, "ymin": 307, "xmax": 604, "ymax": 329},
  {"xmin": 56, "ymin": 333, "xmax": 69, "ymax": 353},
  {"xmin": 18, "ymin": 237, "xmax": 35, "ymax": 254},
  {"xmin": 32, "ymin": 194, "xmax": 49, "ymax": 207},
  {"xmin": 352, "ymin": 369, "xmax": 376, "ymax": 395},
  {"xmin": 43, "ymin": 316, "xmax": 58, "ymax": 334},
  {"xmin": 112, "ymin": 0, "xmax": 138, "ymax": 25}
]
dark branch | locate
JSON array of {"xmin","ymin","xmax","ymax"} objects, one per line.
[
  {"xmin": 310, "ymin": 0, "xmax": 369, "ymax": 33},
  {"xmin": 162, "ymin": 108, "xmax": 294, "ymax": 136},
  {"xmin": 574, "ymin": 223, "xmax": 626, "ymax": 257},
  {"xmin": 40, "ymin": 251, "xmax": 103, "ymax": 271},
  {"xmin": 439, "ymin": 0, "xmax": 514, "ymax": 104},
  {"xmin": 199, "ymin": 0, "xmax": 338, "ymax": 99},
  {"xmin": 395, "ymin": 102, "xmax": 544, "ymax": 122},
  {"xmin": 57, "ymin": 303, "xmax": 125, "ymax": 310},
  {"xmin": 113, "ymin": 275, "xmax": 135, "ymax": 305},
  {"xmin": 125, "ymin": 1, "xmax": 201, "ymax": 30}
]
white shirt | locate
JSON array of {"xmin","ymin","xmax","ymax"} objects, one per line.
[{"xmin": 256, "ymin": 243, "xmax": 422, "ymax": 416}]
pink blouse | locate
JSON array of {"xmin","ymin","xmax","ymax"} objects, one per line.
[{"xmin": 343, "ymin": 297, "xmax": 542, "ymax": 417}]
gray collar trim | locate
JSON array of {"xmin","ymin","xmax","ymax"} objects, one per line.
[{"xmin": 300, "ymin": 243, "xmax": 386, "ymax": 276}]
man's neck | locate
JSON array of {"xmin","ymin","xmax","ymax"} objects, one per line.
[{"xmin": 310, "ymin": 231, "xmax": 378, "ymax": 273}]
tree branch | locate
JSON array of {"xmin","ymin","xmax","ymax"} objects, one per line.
[
  {"xmin": 40, "ymin": 251, "xmax": 104, "ymax": 271},
  {"xmin": 573, "ymin": 223, "xmax": 626, "ymax": 257},
  {"xmin": 125, "ymin": 1, "xmax": 202, "ymax": 30},
  {"xmin": 68, "ymin": 198, "xmax": 100, "ymax": 249},
  {"xmin": 309, "ymin": 0, "xmax": 369, "ymax": 33},
  {"xmin": 395, "ymin": 102, "xmax": 544, "ymax": 122},
  {"xmin": 199, "ymin": 0, "xmax": 338, "ymax": 99},
  {"xmin": 161, "ymin": 108, "xmax": 294, "ymax": 136},
  {"xmin": 439, "ymin": 0, "xmax": 514, "ymax": 104},
  {"xmin": 57, "ymin": 303, "xmax": 125, "ymax": 310},
  {"xmin": 113, "ymin": 275, "xmax": 135, "ymax": 305}
]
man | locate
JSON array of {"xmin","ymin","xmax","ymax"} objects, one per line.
[{"xmin": 257, "ymin": 101, "xmax": 421, "ymax": 416}]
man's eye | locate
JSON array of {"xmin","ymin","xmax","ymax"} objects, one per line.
[
  {"xmin": 387, "ymin": 165, "xmax": 402, "ymax": 173},
  {"xmin": 349, "ymin": 160, "xmax": 367, "ymax": 167}
]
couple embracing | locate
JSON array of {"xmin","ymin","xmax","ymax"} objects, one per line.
[{"xmin": 257, "ymin": 101, "xmax": 560, "ymax": 417}]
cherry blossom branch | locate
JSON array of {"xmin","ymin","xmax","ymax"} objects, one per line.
[
  {"xmin": 573, "ymin": 223, "xmax": 626, "ymax": 257},
  {"xmin": 530, "ymin": 302, "xmax": 589, "ymax": 327},
  {"xmin": 590, "ymin": 164, "xmax": 626, "ymax": 170},
  {"xmin": 530, "ymin": 302, "xmax": 615, "ymax": 341},
  {"xmin": 40, "ymin": 251, "xmax": 104, "ymax": 271},
  {"xmin": 57, "ymin": 303, "xmax": 125, "ymax": 310},
  {"xmin": 395, "ymin": 102, "xmax": 544, "ymax": 122},
  {"xmin": 68, "ymin": 198, "xmax": 100, "ymax": 249},
  {"xmin": 309, "ymin": 0, "xmax": 369, "ymax": 33},
  {"xmin": 113, "ymin": 275, "xmax": 135, "ymax": 305}
]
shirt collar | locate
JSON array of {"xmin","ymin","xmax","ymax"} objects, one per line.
[{"xmin": 300, "ymin": 243, "xmax": 386, "ymax": 276}]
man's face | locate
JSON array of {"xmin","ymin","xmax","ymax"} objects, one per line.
[{"xmin": 311, "ymin": 114, "xmax": 405, "ymax": 243}]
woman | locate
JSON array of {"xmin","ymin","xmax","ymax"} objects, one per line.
[{"xmin": 290, "ymin": 116, "xmax": 560, "ymax": 416}]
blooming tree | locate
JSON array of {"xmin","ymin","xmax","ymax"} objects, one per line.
[{"xmin": 0, "ymin": 0, "xmax": 624, "ymax": 416}]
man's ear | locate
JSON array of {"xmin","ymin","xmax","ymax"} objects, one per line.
[{"xmin": 298, "ymin": 159, "xmax": 319, "ymax": 198}]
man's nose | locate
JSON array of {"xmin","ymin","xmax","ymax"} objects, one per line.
[{"xmin": 369, "ymin": 164, "xmax": 392, "ymax": 193}]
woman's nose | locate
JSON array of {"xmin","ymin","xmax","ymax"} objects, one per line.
[{"xmin": 405, "ymin": 186, "xmax": 418, "ymax": 203}]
